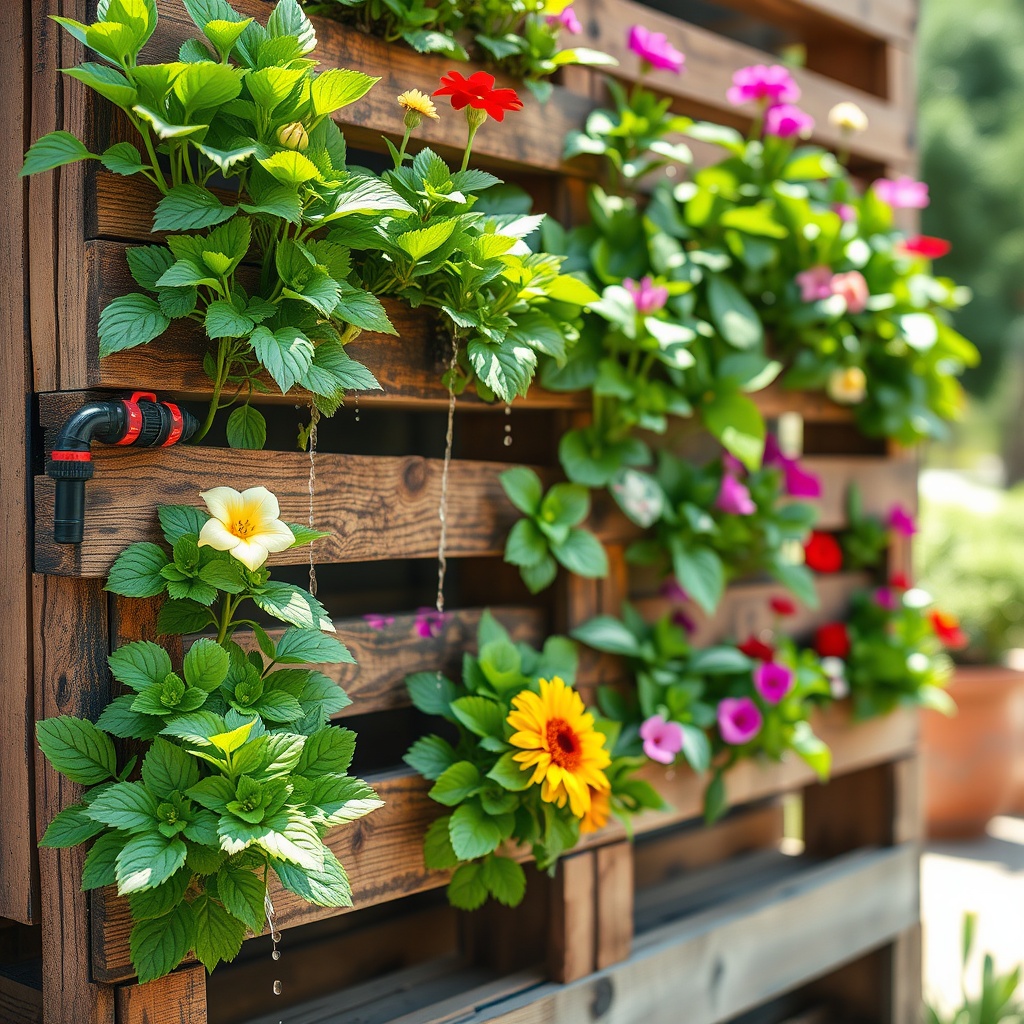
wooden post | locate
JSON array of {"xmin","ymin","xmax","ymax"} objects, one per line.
[
  {"xmin": 546, "ymin": 851, "xmax": 596, "ymax": 983},
  {"xmin": 115, "ymin": 965, "xmax": 207, "ymax": 1024}
]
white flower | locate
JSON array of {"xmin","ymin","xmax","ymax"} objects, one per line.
[
  {"xmin": 828, "ymin": 101, "xmax": 868, "ymax": 133},
  {"xmin": 197, "ymin": 486, "xmax": 294, "ymax": 572},
  {"xmin": 827, "ymin": 366, "xmax": 868, "ymax": 405}
]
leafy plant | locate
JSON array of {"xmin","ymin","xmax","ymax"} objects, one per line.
[
  {"xmin": 500, "ymin": 466, "xmax": 608, "ymax": 594},
  {"xmin": 404, "ymin": 612, "xmax": 660, "ymax": 908},
  {"xmin": 37, "ymin": 487, "xmax": 381, "ymax": 983},
  {"xmin": 23, "ymin": 0, "xmax": 410, "ymax": 447}
]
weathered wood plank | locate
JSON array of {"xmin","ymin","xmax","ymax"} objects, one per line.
[
  {"xmin": 0, "ymin": 969, "xmax": 42, "ymax": 1024},
  {"xmin": 33, "ymin": 448, "xmax": 631, "ymax": 577},
  {"xmin": 33, "ymin": 575, "xmax": 115, "ymax": 1023},
  {"xmin": 92, "ymin": 704, "xmax": 917, "ymax": 981},
  {"xmin": 115, "ymin": 965, "xmax": 207, "ymax": 1024},
  {"xmin": 0, "ymin": 0, "xmax": 38, "ymax": 927},
  {"xmin": 594, "ymin": 842, "xmax": 633, "ymax": 970},
  {"xmin": 547, "ymin": 852, "xmax": 597, "ymax": 983},
  {"xmin": 720, "ymin": 0, "xmax": 917, "ymax": 45}
]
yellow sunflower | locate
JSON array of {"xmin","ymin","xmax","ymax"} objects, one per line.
[
  {"xmin": 397, "ymin": 89, "xmax": 440, "ymax": 121},
  {"xmin": 580, "ymin": 788, "xmax": 611, "ymax": 835},
  {"xmin": 507, "ymin": 677, "xmax": 611, "ymax": 819}
]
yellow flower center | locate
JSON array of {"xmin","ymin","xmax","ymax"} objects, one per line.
[
  {"xmin": 546, "ymin": 717, "xmax": 582, "ymax": 771},
  {"xmin": 233, "ymin": 518, "xmax": 254, "ymax": 539}
]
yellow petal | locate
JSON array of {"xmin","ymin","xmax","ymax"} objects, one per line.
[
  {"xmin": 239, "ymin": 485, "xmax": 281, "ymax": 525},
  {"xmin": 252, "ymin": 518, "xmax": 295, "ymax": 553},
  {"xmin": 198, "ymin": 518, "xmax": 239, "ymax": 552},
  {"xmin": 200, "ymin": 486, "xmax": 243, "ymax": 524}
]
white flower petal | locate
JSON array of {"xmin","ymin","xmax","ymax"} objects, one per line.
[
  {"xmin": 240, "ymin": 486, "xmax": 281, "ymax": 526},
  {"xmin": 254, "ymin": 518, "xmax": 296, "ymax": 553},
  {"xmin": 201, "ymin": 487, "xmax": 243, "ymax": 524},
  {"xmin": 230, "ymin": 539, "xmax": 268, "ymax": 572},
  {"xmin": 198, "ymin": 519, "xmax": 239, "ymax": 552}
]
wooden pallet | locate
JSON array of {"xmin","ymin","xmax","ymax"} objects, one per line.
[{"xmin": 2, "ymin": 0, "xmax": 923, "ymax": 1021}]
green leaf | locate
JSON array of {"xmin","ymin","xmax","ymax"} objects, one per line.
[
  {"xmin": 481, "ymin": 856, "xmax": 526, "ymax": 907},
  {"xmin": 447, "ymin": 861, "xmax": 489, "ymax": 910},
  {"xmin": 250, "ymin": 325, "xmax": 314, "ymax": 393},
  {"xmin": 40, "ymin": 804, "xmax": 106, "ymax": 848},
  {"xmin": 87, "ymin": 782, "xmax": 159, "ymax": 833},
  {"xmin": 404, "ymin": 735, "xmax": 458, "ymax": 781},
  {"xmin": 450, "ymin": 696, "xmax": 505, "ymax": 739},
  {"xmin": 116, "ymin": 831, "xmax": 187, "ymax": 894},
  {"xmin": 406, "ymin": 672, "xmax": 458, "ymax": 718},
  {"xmin": 82, "ymin": 831, "xmax": 124, "ymax": 889},
  {"xmin": 311, "ymin": 68, "xmax": 377, "ymax": 116},
  {"xmin": 275, "ymin": 627, "xmax": 352, "ymax": 665},
  {"xmin": 702, "ymin": 391, "xmax": 766, "ymax": 472},
  {"xmin": 205, "ymin": 299, "xmax": 255, "ymax": 339},
  {"xmin": 296, "ymin": 726, "xmax": 356, "ymax": 777},
  {"xmin": 159, "ymin": 506, "xmax": 207, "ymax": 546},
  {"xmin": 98, "ymin": 294, "xmax": 170, "ymax": 356},
  {"xmin": 21, "ymin": 130, "xmax": 94, "ymax": 176},
  {"xmin": 396, "ymin": 219, "xmax": 457, "ymax": 261},
  {"xmin": 671, "ymin": 544, "xmax": 725, "ymax": 614},
  {"xmin": 153, "ymin": 185, "xmax": 234, "ymax": 231},
  {"xmin": 192, "ymin": 893, "xmax": 246, "ymax": 973},
  {"xmin": 63, "ymin": 62, "xmax": 137, "ymax": 107},
  {"xmin": 259, "ymin": 150, "xmax": 321, "ymax": 186},
  {"xmin": 36, "ymin": 717, "xmax": 117, "ymax": 785},
  {"xmin": 158, "ymin": 598, "xmax": 216, "ymax": 635},
  {"xmin": 129, "ymin": 901, "xmax": 194, "ymax": 984},
  {"xmin": 266, "ymin": 0, "xmax": 315, "ymax": 52},
  {"xmin": 101, "ymin": 141, "xmax": 146, "ymax": 176},
  {"xmin": 272, "ymin": 848, "xmax": 352, "ymax": 908},
  {"xmin": 707, "ymin": 274, "xmax": 764, "ymax": 350},
  {"xmin": 331, "ymin": 288, "xmax": 396, "ymax": 335},
  {"xmin": 423, "ymin": 816, "xmax": 459, "ymax": 870},
  {"xmin": 791, "ymin": 721, "xmax": 831, "ymax": 780},
  {"xmin": 703, "ymin": 770, "xmax": 728, "ymax": 825},
  {"xmin": 127, "ymin": 868, "xmax": 191, "ymax": 922},
  {"xmin": 505, "ymin": 518, "xmax": 548, "ymax": 568},
  {"xmin": 142, "ymin": 738, "xmax": 200, "ymax": 798},
  {"xmin": 541, "ymin": 484, "xmax": 590, "ymax": 528},
  {"xmin": 486, "ymin": 751, "xmax": 532, "ymax": 791},
  {"xmin": 225, "ymin": 405, "xmax": 267, "ymax": 450},
  {"xmin": 520, "ymin": 555, "xmax": 558, "ymax": 594},
  {"xmin": 551, "ymin": 528, "xmax": 608, "ymax": 579},
  {"xmin": 126, "ymin": 246, "xmax": 175, "ymax": 290},
  {"xmin": 173, "ymin": 61, "xmax": 244, "ymax": 113},
  {"xmin": 499, "ymin": 467, "xmax": 543, "ymax": 516},
  {"xmin": 429, "ymin": 761, "xmax": 482, "ymax": 807},
  {"xmin": 203, "ymin": 16, "xmax": 254, "ymax": 58},
  {"xmin": 449, "ymin": 803, "xmax": 503, "ymax": 860},
  {"xmin": 251, "ymin": 580, "xmax": 332, "ymax": 632},
  {"xmin": 97, "ymin": 695, "xmax": 164, "ymax": 741},
  {"xmin": 183, "ymin": 639, "xmax": 230, "ymax": 693},
  {"xmin": 570, "ymin": 616, "xmax": 641, "ymax": 656},
  {"xmin": 108, "ymin": 640, "xmax": 172, "ymax": 691},
  {"xmin": 253, "ymin": 812, "xmax": 324, "ymax": 871}
]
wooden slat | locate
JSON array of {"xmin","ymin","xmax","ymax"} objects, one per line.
[
  {"xmin": 115, "ymin": 965, "xmax": 207, "ymax": 1024},
  {"xmin": 546, "ymin": 852, "xmax": 597, "ymax": 983},
  {"xmin": 572, "ymin": 0, "xmax": 911, "ymax": 167},
  {"xmin": 33, "ymin": 448, "xmax": 631, "ymax": 577},
  {"xmin": 719, "ymin": 0, "xmax": 917, "ymax": 45},
  {"xmin": 594, "ymin": 842, "xmax": 633, "ymax": 970},
  {"xmin": 0, "ymin": 969, "xmax": 42, "ymax": 1024},
  {"xmin": 407, "ymin": 845, "xmax": 920, "ymax": 1024},
  {"xmin": 0, "ymin": 0, "xmax": 38, "ymax": 926},
  {"xmin": 91, "ymin": 703, "xmax": 917, "ymax": 981},
  {"xmin": 33, "ymin": 575, "xmax": 115, "ymax": 1023}
]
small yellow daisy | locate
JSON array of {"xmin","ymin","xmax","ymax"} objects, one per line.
[{"xmin": 397, "ymin": 89, "xmax": 440, "ymax": 121}]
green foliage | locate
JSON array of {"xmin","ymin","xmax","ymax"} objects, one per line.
[
  {"xmin": 404, "ymin": 611, "xmax": 647, "ymax": 908},
  {"xmin": 37, "ymin": 495, "xmax": 380, "ymax": 983},
  {"xmin": 500, "ymin": 467, "xmax": 608, "ymax": 593}
]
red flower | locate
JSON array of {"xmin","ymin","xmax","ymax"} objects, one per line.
[
  {"xmin": 890, "ymin": 572, "xmax": 911, "ymax": 590},
  {"xmin": 739, "ymin": 636, "xmax": 776, "ymax": 662},
  {"xmin": 433, "ymin": 71, "xmax": 523, "ymax": 122},
  {"xmin": 769, "ymin": 595, "xmax": 797, "ymax": 617},
  {"xmin": 930, "ymin": 609, "xmax": 968, "ymax": 649},
  {"xmin": 815, "ymin": 622, "xmax": 850, "ymax": 659},
  {"xmin": 900, "ymin": 235, "xmax": 952, "ymax": 260},
  {"xmin": 804, "ymin": 531, "xmax": 843, "ymax": 573}
]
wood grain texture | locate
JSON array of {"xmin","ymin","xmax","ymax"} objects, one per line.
[
  {"xmin": 546, "ymin": 852, "xmax": 596, "ymax": 984},
  {"xmin": 115, "ymin": 965, "xmax": 207, "ymax": 1024},
  {"xmin": 712, "ymin": 0, "xmax": 917, "ymax": 43},
  {"xmin": 594, "ymin": 842, "xmax": 633, "ymax": 970},
  {"xmin": 33, "ymin": 575, "xmax": 115, "ymax": 1024},
  {"xmin": 33, "ymin": 448, "xmax": 631, "ymax": 577},
  {"xmin": 0, "ymin": 0, "xmax": 38, "ymax": 926},
  {"xmin": 0, "ymin": 970, "xmax": 42, "ymax": 1024}
]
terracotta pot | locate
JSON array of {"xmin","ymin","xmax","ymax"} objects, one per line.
[{"xmin": 922, "ymin": 665, "xmax": 1024, "ymax": 839}]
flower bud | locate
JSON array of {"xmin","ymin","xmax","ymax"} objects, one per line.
[
  {"xmin": 828, "ymin": 101, "xmax": 868, "ymax": 133},
  {"xmin": 826, "ymin": 366, "xmax": 868, "ymax": 405},
  {"xmin": 277, "ymin": 122, "xmax": 309, "ymax": 151}
]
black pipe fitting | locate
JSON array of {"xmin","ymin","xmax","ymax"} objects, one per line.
[{"xmin": 46, "ymin": 392, "xmax": 199, "ymax": 544}]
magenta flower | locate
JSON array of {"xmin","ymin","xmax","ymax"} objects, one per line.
[
  {"xmin": 754, "ymin": 661, "xmax": 794, "ymax": 704},
  {"xmin": 764, "ymin": 434, "xmax": 822, "ymax": 499},
  {"xmin": 623, "ymin": 275, "xmax": 669, "ymax": 314},
  {"xmin": 764, "ymin": 103, "xmax": 814, "ymax": 138},
  {"xmin": 888, "ymin": 504, "xmax": 917, "ymax": 537},
  {"xmin": 639, "ymin": 714, "xmax": 686, "ymax": 765},
  {"xmin": 660, "ymin": 579, "xmax": 690, "ymax": 603},
  {"xmin": 363, "ymin": 613, "xmax": 395, "ymax": 630},
  {"xmin": 833, "ymin": 202, "xmax": 857, "ymax": 223},
  {"xmin": 547, "ymin": 6, "xmax": 581, "ymax": 33},
  {"xmin": 722, "ymin": 452, "xmax": 746, "ymax": 477},
  {"xmin": 796, "ymin": 265, "xmax": 833, "ymax": 302},
  {"xmin": 874, "ymin": 586, "xmax": 898, "ymax": 611},
  {"xmin": 414, "ymin": 607, "xmax": 447, "ymax": 638},
  {"xmin": 830, "ymin": 270, "xmax": 869, "ymax": 314},
  {"xmin": 627, "ymin": 25, "xmax": 685, "ymax": 73},
  {"xmin": 715, "ymin": 473, "xmax": 756, "ymax": 516},
  {"xmin": 873, "ymin": 176, "xmax": 929, "ymax": 209},
  {"xmin": 718, "ymin": 697, "xmax": 763, "ymax": 745},
  {"xmin": 671, "ymin": 608, "xmax": 696, "ymax": 634},
  {"xmin": 726, "ymin": 64, "xmax": 800, "ymax": 107}
]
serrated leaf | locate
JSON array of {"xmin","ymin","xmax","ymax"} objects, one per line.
[
  {"xmin": 108, "ymin": 640, "xmax": 173, "ymax": 691},
  {"xmin": 101, "ymin": 141, "xmax": 146, "ymax": 176},
  {"xmin": 153, "ymin": 185, "xmax": 235, "ymax": 231},
  {"xmin": 429, "ymin": 761, "xmax": 481, "ymax": 806},
  {"xmin": 249, "ymin": 325, "xmax": 314, "ymax": 393},
  {"xmin": 192, "ymin": 893, "xmax": 246, "ymax": 973},
  {"xmin": 216, "ymin": 865, "xmax": 266, "ymax": 932},
  {"xmin": 21, "ymin": 130, "xmax": 94, "ymax": 176},
  {"xmin": 129, "ymin": 900, "xmax": 194, "ymax": 984},
  {"xmin": 205, "ymin": 299, "xmax": 255, "ymax": 339},
  {"xmin": 40, "ymin": 804, "xmax": 106, "ymax": 848},
  {"xmin": 272, "ymin": 848, "xmax": 352, "ymax": 908},
  {"xmin": 36, "ymin": 717, "xmax": 117, "ymax": 785},
  {"xmin": 126, "ymin": 245, "xmax": 175, "ymax": 290},
  {"xmin": 447, "ymin": 861, "xmax": 489, "ymax": 910},
  {"xmin": 225, "ymin": 405, "xmax": 266, "ymax": 449},
  {"xmin": 98, "ymin": 294, "xmax": 170, "ymax": 356},
  {"xmin": 481, "ymin": 856, "xmax": 526, "ymax": 906},
  {"xmin": 82, "ymin": 831, "xmax": 124, "ymax": 889},
  {"xmin": 449, "ymin": 803, "xmax": 503, "ymax": 860},
  {"xmin": 311, "ymin": 68, "xmax": 377, "ymax": 116},
  {"xmin": 116, "ymin": 831, "xmax": 187, "ymax": 894},
  {"xmin": 404, "ymin": 735, "xmax": 458, "ymax": 781}
]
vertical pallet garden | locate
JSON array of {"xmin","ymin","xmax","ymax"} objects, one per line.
[{"xmin": 0, "ymin": 0, "xmax": 944, "ymax": 1022}]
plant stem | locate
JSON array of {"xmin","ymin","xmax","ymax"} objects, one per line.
[
  {"xmin": 216, "ymin": 592, "xmax": 233, "ymax": 644},
  {"xmin": 396, "ymin": 126, "xmax": 413, "ymax": 168},
  {"xmin": 461, "ymin": 121, "xmax": 481, "ymax": 173},
  {"xmin": 194, "ymin": 339, "xmax": 230, "ymax": 441}
]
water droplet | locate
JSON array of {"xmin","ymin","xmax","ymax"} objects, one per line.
[
  {"xmin": 503, "ymin": 434, "xmax": 512, "ymax": 447},
  {"xmin": 504, "ymin": 403, "xmax": 512, "ymax": 416},
  {"xmin": 273, "ymin": 980, "xmax": 283, "ymax": 996},
  {"xmin": 354, "ymin": 395, "xmax": 361, "ymax": 424},
  {"xmin": 272, "ymin": 950, "xmax": 281, "ymax": 961},
  {"xmin": 272, "ymin": 929, "xmax": 282, "ymax": 943}
]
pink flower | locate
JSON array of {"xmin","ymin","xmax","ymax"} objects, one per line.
[
  {"xmin": 770, "ymin": 595, "xmax": 797, "ymax": 617},
  {"xmin": 547, "ymin": 6, "xmax": 581, "ymax": 33},
  {"xmin": 764, "ymin": 435, "xmax": 822, "ymax": 499},
  {"xmin": 830, "ymin": 270, "xmax": 869, "ymax": 314},
  {"xmin": 718, "ymin": 697, "xmax": 763, "ymax": 745},
  {"xmin": 796, "ymin": 265, "xmax": 834, "ymax": 302},
  {"xmin": 414, "ymin": 607, "xmax": 447, "ymax": 638},
  {"xmin": 873, "ymin": 176, "xmax": 929, "ymax": 209},
  {"xmin": 888, "ymin": 504, "xmax": 917, "ymax": 536},
  {"xmin": 660, "ymin": 579, "xmax": 690, "ymax": 603},
  {"xmin": 727, "ymin": 64, "xmax": 800, "ymax": 107},
  {"xmin": 363, "ymin": 613, "xmax": 395, "ymax": 630},
  {"xmin": 623, "ymin": 275, "xmax": 669, "ymax": 314},
  {"xmin": 764, "ymin": 103, "xmax": 814, "ymax": 138},
  {"xmin": 715, "ymin": 473, "xmax": 756, "ymax": 516},
  {"xmin": 874, "ymin": 586, "xmax": 898, "ymax": 611},
  {"xmin": 833, "ymin": 202, "xmax": 857, "ymax": 223},
  {"xmin": 754, "ymin": 661, "xmax": 794, "ymax": 704},
  {"xmin": 900, "ymin": 235, "xmax": 951, "ymax": 259},
  {"xmin": 639, "ymin": 714, "xmax": 686, "ymax": 764},
  {"xmin": 627, "ymin": 25, "xmax": 685, "ymax": 73},
  {"xmin": 722, "ymin": 452, "xmax": 746, "ymax": 477},
  {"xmin": 671, "ymin": 608, "xmax": 696, "ymax": 634}
]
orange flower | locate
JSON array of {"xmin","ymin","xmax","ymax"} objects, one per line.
[{"xmin": 580, "ymin": 788, "xmax": 610, "ymax": 834}]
